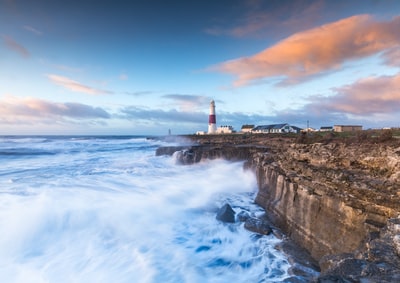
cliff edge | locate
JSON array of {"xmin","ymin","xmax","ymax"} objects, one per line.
[{"xmin": 156, "ymin": 133, "xmax": 400, "ymax": 282}]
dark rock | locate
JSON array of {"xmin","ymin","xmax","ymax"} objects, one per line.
[
  {"xmin": 282, "ymin": 276, "xmax": 310, "ymax": 283},
  {"xmin": 317, "ymin": 217, "xmax": 400, "ymax": 282},
  {"xmin": 319, "ymin": 253, "xmax": 354, "ymax": 273},
  {"xmin": 324, "ymin": 258, "xmax": 368, "ymax": 279},
  {"xmin": 156, "ymin": 144, "xmax": 268, "ymax": 164},
  {"xmin": 316, "ymin": 274, "xmax": 354, "ymax": 283},
  {"xmin": 216, "ymin": 203, "xmax": 236, "ymax": 223},
  {"xmin": 276, "ymin": 239, "xmax": 320, "ymax": 282},
  {"xmin": 155, "ymin": 146, "xmax": 188, "ymax": 156},
  {"xmin": 237, "ymin": 211, "xmax": 251, "ymax": 222},
  {"xmin": 174, "ymin": 149, "xmax": 195, "ymax": 165},
  {"xmin": 244, "ymin": 217, "xmax": 272, "ymax": 235}
]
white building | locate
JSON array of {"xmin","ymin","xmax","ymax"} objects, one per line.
[
  {"xmin": 216, "ymin": 125, "xmax": 235, "ymax": 134},
  {"xmin": 241, "ymin": 124, "xmax": 254, "ymax": 133},
  {"xmin": 252, "ymin": 123, "xmax": 302, "ymax": 134}
]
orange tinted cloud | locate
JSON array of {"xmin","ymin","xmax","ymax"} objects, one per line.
[
  {"xmin": 214, "ymin": 15, "xmax": 400, "ymax": 86},
  {"xmin": 47, "ymin": 74, "xmax": 112, "ymax": 95},
  {"xmin": 2, "ymin": 35, "xmax": 30, "ymax": 58}
]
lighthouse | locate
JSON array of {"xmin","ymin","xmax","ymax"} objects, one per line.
[{"xmin": 208, "ymin": 100, "xmax": 217, "ymax": 134}]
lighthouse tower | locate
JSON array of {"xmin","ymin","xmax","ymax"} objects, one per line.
[{"xmin": 208, "ymin": 100, "xmax": 217, "ymax": 134}]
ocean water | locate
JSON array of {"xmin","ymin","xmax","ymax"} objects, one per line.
[{"xmin": 0, "ymin": 136, "xmax": 291, "ymax": 283}]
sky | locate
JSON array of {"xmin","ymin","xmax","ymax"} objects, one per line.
[{"xmin": 1, "ymin": 0, "xmax": 400, "ymax": 135}]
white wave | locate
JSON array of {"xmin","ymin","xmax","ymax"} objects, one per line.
[{"xmin": 0, "ymin": 137, "xmax": 290, "ymax": 283}]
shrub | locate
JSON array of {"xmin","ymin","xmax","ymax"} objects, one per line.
[
  {"xmin": 378, "ymin": 129, "xmax": 393, "ymax": 142},
  {"xmin": 296, "ymin": 132, "xmax": 308, "ymax": 144},
  {"xmin": 356, "ymin": 131, "xmax": 370, "ymax": 143}
]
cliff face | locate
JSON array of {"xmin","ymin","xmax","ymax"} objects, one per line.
[
  {"xmin": 249, "ymin": 142, "xmax": 400, "ymax": 261},
  {"xmin": 156, "ymin": 135, "xmax": 400, "ymax": 280},
  {"xmin": 156, "ymin": 144, "xmax": 267, "ymax": 164}
]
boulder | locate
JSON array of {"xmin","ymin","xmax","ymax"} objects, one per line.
[
  {"xmin": 244, "ymin": 217, "xmax": 272, "ymax": 235},
  {"xmin": 216, "ymin": 203, "xmax": 236, "ymax": 223},
  {"xmin": 237, "ymin": 210, "xmax": 251, "ymax": 222},
  {"xmin": 173, "ymin": 149, "xmax": 195, "ymax": 165}
]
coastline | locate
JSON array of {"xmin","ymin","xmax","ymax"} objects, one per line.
[{"xmin": 156, "ymin": 133, "xmax": 400, "ymax": 282}]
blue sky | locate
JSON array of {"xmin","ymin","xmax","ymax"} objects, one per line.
[{"xmin": 1, "ymin": 0, "xmax": 400, "ymax": 135}]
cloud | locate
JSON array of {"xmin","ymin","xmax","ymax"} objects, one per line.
[
  {"xmin": 2, "ymin": 35, "xmax": 30, "ymax": 58},
  {"xmin": 124, "ymin": 91, "xmax": 154, "ymax": 96},
  {"xmin": 47, "ymin": 74, "xmax": 113, "ymax": 95},
  {"xmin": 117, "ymin": 104, "xmax": 278, "ymax": 131},
  {"xmin": 162, "ymin": 94, "xmax": 212, "ymax": 111},
  {"xmin": 213, "ymin": 15, "xmax": 400, "ymax": 86},
  {"xmin": 267, "ymin": 72, "xmax": 400, "ymax": 128},
  {"xmin": 119, "ymin": 106, "xmax": 206, "ymax": 124},
  {"xmin": 54, "ymin": 64, "xmax": 83, "ymax": 73},
  {"xmin": 325, "ymin": 73, "xmax": 400, "ymax": 115},
  {"xmin": 0, "ymin": 96, "xmax": 110, "ymax": 124},
  {"xmin": 382, "ymin": 47, "xmax": 400, "ymax": 67},
  {"xmin": 205, "ymin": 0, "xmax": 324, "ymax": 39},
  {"xmin": 23, "ymin": 25, "xmax": 42, "ymax": 35}
]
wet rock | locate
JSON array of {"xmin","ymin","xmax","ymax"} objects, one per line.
[
  {"xmin": 216, "ymin": 203, "xmax": 236, "ymax": 223},
  {"xmin": 282, "ymin": 276, "xmax": 310, "ymax": 283},
  {"xmin": 155, "ymin": 146, "xmax": 188, "ymax": 156},
  {"xmin": 156, "ymin": 135, "xmax": 400, "ymax": 281},
  {"xmin": 319, "ymin": 253, "xmax": 354, "ymax": 274},
  {"xmin": 236, "ymin": 210, "xmax": 251, "ymax": 222},
  {"xmin": 319, "ymin": 258, "xmax": 400, "ymax": 283},
  {"xmin": 276, "ymin": 239, "xmax": 320, "ymax": 282},
  {"xmin": 173, "ymin": 149, "xmax": 195, "ymax": 165},
  {"xmin": 321, "ymin": 257, "xmax": 368, "ymax": 279},
  {"xmin": 156, "ymin": 144, "xmax": 268, "ymax": 164},
  {"xmin": 316, "ymin": 274, "xmax": 354, "ymax": 283},
  {"xmin": 244, "ymin": 217, "xmax": 272, "ymax": 235},
  {"xmin": 387, "ymin": 217, "xmax": 400, "ymax": 257}
]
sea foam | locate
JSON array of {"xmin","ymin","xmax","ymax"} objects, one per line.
[{"xmin": 0, "ymin": 136, "xmax": 290, "ymax": 283}]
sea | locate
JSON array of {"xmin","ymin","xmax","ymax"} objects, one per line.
[{"xmin": 0, "ymin": 136, "xmax": 293, "ymax": 283}]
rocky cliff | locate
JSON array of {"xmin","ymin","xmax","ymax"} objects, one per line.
[
  {"xmin": 156, "ymin": 134, "xmax": 400, "ymax": 281},
  {"xmin": 250, "ymin": 142, "xmax": 399, "ymax": 257}
]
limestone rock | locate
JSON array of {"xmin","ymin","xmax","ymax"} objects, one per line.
[
  {"xmin": 243, "ymin": 217, "xmax": 272, "ymax": 235},
  {"xmin": 216, "ymin": 203, "xmax": 236, "ymax": 223},
  {"xmin": 156, "ymin": 134, "xmax": 400, "ymax": 281}
]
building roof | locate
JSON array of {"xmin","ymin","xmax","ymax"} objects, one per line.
[
  {"xmin": 241, "ymin": 124, "xmax": 255, "ymax": 129},
  {"xmin": 291, "ymin": 126, "xmax": 303, "ymax": 131},
  {"xmin": 252, "ymin": 123, "xmax": 288, "ymax": 131}
]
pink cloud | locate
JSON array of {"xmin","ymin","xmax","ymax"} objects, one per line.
[
  {"xmin": 0, "ymin": 95, "xmax": 110, "ymax": 124},
  {"xmin": 213, "ymin": 15, "xmax": 400, "ymax": 86},
  {"xmin": 47, "ymin": 74, "xmax": 112, "ymax": 95},
  {"xmin": 326, "ymin": 73, "xmax": 400, "ymax": 115},
  {"xmin": 2, "ymin": 35, "xmax": 30, "ymax": 58},
  {"xmin": 293, "ymin": 72, "xmax": 400, "ymax": 119},
  {"xmin": 382, "ymin": 47, "xmax": 400, "ymax": 67}
]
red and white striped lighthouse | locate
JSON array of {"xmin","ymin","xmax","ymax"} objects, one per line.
[{"xmin": 208, "ymin": 100, "xmax": 217, "ymax": 134}]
